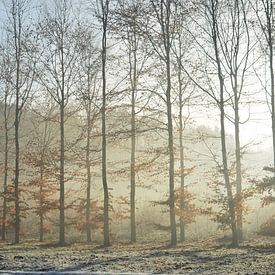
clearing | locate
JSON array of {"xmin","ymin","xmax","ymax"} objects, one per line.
[{"xmin": 0, "ymin": 236, "xmax": 274, "ymax": 274}]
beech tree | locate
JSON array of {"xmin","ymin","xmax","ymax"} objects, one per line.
[
  {"xmin": 252, "ymin": 0, "xmax": 275, "ymax": 174},
  {"xmin": 37, "ymin": 0, "xmax": 78, "ymax": 245},
  {"xmin": 0, "ymin": 41, "xmax": 13, "ymax": 241},
  {"xmin": 185, "ymin": 0, "xmax": 239, "ymax": 246},
  {"xmin": 113, "ymin": 0, "xmax": 152, "ymax": 243},
  {"xmin": 171, "ymin": 3, "xmax": 196, "ymax": 242},
  {"xmin": 96, "ymin": 0, "xmax": 111, "ymax": 246},
  {"xmin": 4, "ymin": 0, "xmax": 37, "ymax": 243},
  {"xmin": 147, "ymin": 0, "xmax": 177, "ymax": 246},
  {"xmin": 216, "ymin": 0, "xmax": 251, "ymax": 240},
  {"xmin": 75, "ymin": 26, "xmax": 101, "ymax": 243}
]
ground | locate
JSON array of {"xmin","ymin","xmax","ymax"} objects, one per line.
[{"xmin": 0, "ymin": 236, "xmax": 275, "ymax": 274}]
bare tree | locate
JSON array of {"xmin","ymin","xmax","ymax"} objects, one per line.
[
  {"xmin": 96, "ymin": 0, "xmax": 110, "ymax": 247},
  {"xmin": 0, "ymin": 42, "xmax": 13, "ymax": 241},
  {"xmin": 184, "ymin": 0, "xmax": 240, "ymax": 246},
  {"xmin": 4, "ymin": 0, "xmax": 37, "ymax": 243},
  {"xmin": 141, "ymin": 0, "xmax": 178, "ymax": 246},
  {"xmin": 215, "ymin": 0, "xmax": 251, "ymax": 240},
  {"xmin": 253, "ymin": 0, "xmax": 275, "ymax": 174},
  {"xmin": 172, "ymin": 51, "xmax": 193, "ymax": 242},
  {"xmin": 38, "ymin": 0, "xmax": 78, "ymax": 245},
  {"xmin": 75, "ymin": 26, "xmax": 101, "ymax": 243},
  {"xmin": 113, "ymin": 0, "xmax": 151, "ymax": 243}
]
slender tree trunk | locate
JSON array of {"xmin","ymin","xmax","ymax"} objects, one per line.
[
  {"xmin": 220, "ymin": 104, "xmax": 238, "ymax": 246},
  {"xmin": 59, "ymin": 100, "xmax": 65, "ymax": 245},
  {"xmin": 129, "ymin": 29, "xmax": 138, "ymax": 243},
  {"xmin": 130, "ymin": 77, "xmax": 136, "ymax": 243},
  {"xmin": 86, "ymin": 106, "xmax": 92, "ymax": 243},
  {"xmin": 2, "ymin": 96, "xmax": 9, "ymax": 241},
  {"xmin": 150, "ymin": 0, "xmax": 176, "ymax": 246},
  {"xmin": 167, "ymin": 84, "xmax": 177, "ymax": 246},
  {"xmin": 101, "ymin": 0, "xmax": 110, "ymax": 246},
  {"xmin": 154, "ymin": 0, "xmax": 177, "ymax": 246},
  {"xmin": 14, "ymin": 16, "xmax": 21, "ymax": 243},
  {"xmin": 39, "ymin": 173, "xmax": 43, "ymax": 242},
  {"xmin": 211, "ymin": 0, "xmax": 238, "ymax": 246},
  {"xmin": 59, "ymin": 27, "xmax": 66, "ymax": 245},
  {"xmin": 234, "ymin": 82, "xmax": 243, "ymax": 241},
  {"xmin": 262, "ymin": 0, "xmax": 275, "ymax": 174},
  {"xmin": 14, "ymin": 97, "xmax": 20, "ymax": 244},
  {"xmin": 268, "ymin": 32, "xmax": 275, "ymax": 174},
  {"xmin": 179, "ymin": 92, "xmax": 185, "ymax": 242},
  {"xmin": 164, "ymin": 1, "xmax": 177, "ymax": 247}
]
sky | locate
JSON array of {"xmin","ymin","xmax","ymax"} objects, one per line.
[{"xmin": 0, "ymin": 0, "xmax": 273, "ymax": 154}]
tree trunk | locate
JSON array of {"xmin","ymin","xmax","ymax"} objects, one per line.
[
  {"xmin": 2, "ymin": 96, "xmax": 9, "ymax": 241},
  {"xmin": 14, "ymin": 98, "xmax": 20, "ymax": 244},
  {"xmin": 164, "ymin": 0, "xmax": 177, "ymax": 247},
  {"xmin": 86, "ymin": 106, "xmax": 92, "ymax": 243},
  {"xmin": 101, "ymin": 0, "xmax": 110, "ymax": 246},
  {"xmin": 129, "ymin": 28, "xmax": 138, "ymax": 243},
  {"xmin": 59, "ymin": 101, "xmax": 65, "ymax": 245},
  {"xmin": 177, "ymin": 41, "xmax": 185, "ymax": 242},
  {"xmin": 14, "ymin": 18, "xmax": 21, "ymax": 243},
  {"xmin": 179, "ymin": 93, "xmax": 185, "ymax": 243},
  {"xmin": 167, "ymin": 91, "xmax": 177, "ymax": 247},
  {"xmin": 268, "ymin": 30, "xmax": 275, "ymax": 175},
  {"xmin": 221, "ymin": 104, "xmax": 238, "ymax": 246},
  {"xmin": 39, "ymin": 168, "xmax": 44, "ymax": 242},
  {"xmin": 211, "ymin": 0, "xmax": 238, "ymax": 246},
  {"xmin": 39, "ymin": 194, "xmax": 43, "ymax": 242},
  {"xmin": 153, "ymin": 0, "xmax": 177, "ymax": 246},
  {"xmin": 130, "ymin": 79, "xmax": 136, "ymax": 243},
  {"xmin": 234, "ymin": 83, "xmax": 243, "ymax": 241}
]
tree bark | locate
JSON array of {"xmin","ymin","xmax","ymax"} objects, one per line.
[
  {"xmin": 210, "ymin": 0, "xmax": 238, "ymax": 246},
  {"xmin": 130, "ymin": 96, "xmax": 136, "ymax": 243},
  {"xmin": 164, "ymin": 0, "xmax": 177, "ymax": 247},
  {"xmin": 234, "ymin": 77, "xmax": 243, "ymax": 241},
  {"xmin": 86, "ymin": 105, "xmax": 92, "ymax": 243},
  {"xmin": 267, "ymin": 6, "xmax": 275, "ymax": 174},
  {"xmin": 101, "ymin": 0, "xmax": 110, "ymax": 247},
  {"xmin": 2, "ymin": 93, "xmax": 9, "ymax": 241},
  {"xmin": 59, "ymin": 101, "xmax": 65, "ymax": 245},
  {"xmin": 14, "ymin": 93, "xmax": 20, "ymax": 244},
  {"xmin": 14, "ymin": 4, "xmax": 21, "ymax": 242},
  {"xmin": 129, "ymin": 26, "xmax": 138, "ymax": 243},
  {"xmin": 179, "ymin": 85, "xmax": 185, "ymax": 243},
  {"xmin": 39, "ymin": 170, "xmax": 43, "ymax": 242}
]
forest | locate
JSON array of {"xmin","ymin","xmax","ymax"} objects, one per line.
[{"xmin": 0, "ymin": 0, "xmax": 275, "ymax": 273}]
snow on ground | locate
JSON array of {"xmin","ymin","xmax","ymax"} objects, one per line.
[{"xmin": 0, "ymin": 237, "xmax": 275, "ymax": 274}]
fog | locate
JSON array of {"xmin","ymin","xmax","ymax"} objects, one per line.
[{"xmin": 0, "ymin": 0, "xmax": 275, "ymax": 274}]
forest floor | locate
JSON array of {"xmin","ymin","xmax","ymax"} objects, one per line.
[{"xmin": 0, "ymin": 236, "xmax": 274, "ymax": 274}]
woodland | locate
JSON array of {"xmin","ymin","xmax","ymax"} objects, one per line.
[{"xmin": 1, "ymin": 0, "xmax": 275, "ymax": 273}]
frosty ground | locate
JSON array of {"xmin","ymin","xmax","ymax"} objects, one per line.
[{"xmin": 0, "ymin": 236, "xmax": 274, "ymax": 274}]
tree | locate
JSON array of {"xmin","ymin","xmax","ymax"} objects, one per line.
[
  {"xmin": 96, "ymin": 0, "xmax": 111, "ymax": 247},
  {"xmin": 171, "ymin": 4, "xmax": 196, "ymax": 242},
  {"xmin": 113, "ymin": 0, "xmax": 152, "ymax": 243},
  {"xmin": 37, "ymin": 0, "xmax": 78, "ymax": 245},
  {"xmin": 206, "ymin": 0, "xmax": 238, "ymax": 246},
  {"xmin": 5, "ymin": 0, "xmax": 37, "ymax": 243},
  {"xmin": 147, "ymin": 0, "xmax": 177, "ymax": 246},
  {"xmin": 252, "ymin": 0, "xmax": 275, "ymax": 174},
  {"xmin": 184, "ymin": 0, "xmax": 239, "ymax": 246},
  {"xmin": 75, "ymin": 26, "xmax": 101, "ymax": 243},
  {"xmin": 0, "ymin": 40, "xmax": 13, "ymax": 241},
  {"xmin": 210, "ymin": 0, "xmax": 251, "ymax": 241}
]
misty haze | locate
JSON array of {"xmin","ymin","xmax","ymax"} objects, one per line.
[{"xmin": 0, "ymin": 0, "xmax": 275, "ymax": 274}]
